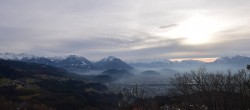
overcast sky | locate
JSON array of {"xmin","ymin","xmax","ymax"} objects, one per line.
[{"xmin": 0, "ymin": 0, "xmax": 250, "ymax": 61}]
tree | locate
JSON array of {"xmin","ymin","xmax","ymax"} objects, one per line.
[
  {"xmin": 247, "ymin": 65, "xmax": 250, "ymax": 70},
  {"xmin": 169, "ymin": 67, "xmax": 250, "ymax": 110}
]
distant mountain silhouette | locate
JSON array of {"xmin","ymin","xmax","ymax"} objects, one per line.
[
  {"xmin": 57, "ymin": 55, "xmax": 93, "ymax": 69},
  {"xmin": 0, "ymin": 53, "xmax": 133, "ymax": 73},
  {"xmin": 1, "ymin": 53, "xmax": 249, "ymax": 72},
  {"xmin": 0, "ymin": 53, "xmax": 34, "ymax": 60},
  {"xmin": 213, "ymin": 55, "xmax": 250, "ymax": 65},
  {"xmin": 207, "ymin": 55, "xmax": 250, "ymax": 70},
  {"xmin": 94, "ymin": 56, "xmax": 133, "ymax": 70},
  {"xmin": 21, "ymin": 57, "xmax": 55, "ymax": 65},
  {"xmin": 129, "ymin": 59, "xmax": 205, "ymax": 69}
]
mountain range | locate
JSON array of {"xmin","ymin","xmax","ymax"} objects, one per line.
[
  {"xmin": 130, "ymin": 55, "xmax": 250, "ymax": 70},
  {"xmin": 0, "ymin": 53, "xmax": 133, "ymax": 73},
  {"xmin": 1, "ymin": 53, "xmax": 250, "ymax": 72}
]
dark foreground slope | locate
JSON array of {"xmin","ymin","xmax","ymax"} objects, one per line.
[{"xmin": 0, "ymin": 60, "xmax": 118, "ymax": 110}]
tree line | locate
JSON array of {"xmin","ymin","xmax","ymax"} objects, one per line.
[{"xmin": 118, "ymin": 66, "xmax": 250, "ymax": 110}]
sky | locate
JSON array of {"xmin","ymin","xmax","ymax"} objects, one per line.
[{"xmin": 0, "ymin": 0, "xmax": 250, "ymax": 61}]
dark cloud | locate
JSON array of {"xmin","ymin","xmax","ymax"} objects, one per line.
[{"xmin": 159, "ymin": 24, "xmax": 178, "ymax": 29}]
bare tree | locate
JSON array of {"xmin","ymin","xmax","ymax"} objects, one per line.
[
  {"xmin": 247, "ymin": 65, "xmax": 250, "ymax": 70},
  {"xmin": 169, "ymin": 66, "xmax": 250, "ymax": 110}
]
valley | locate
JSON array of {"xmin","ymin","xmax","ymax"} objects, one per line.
[{"xmin": 0, "ymin": 53, "xmax": 250, "ymax": 109}]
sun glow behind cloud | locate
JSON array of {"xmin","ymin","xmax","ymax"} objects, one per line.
[{"xmin": 155, "ymin": 14, "xmax": 228, "ymax": 45}]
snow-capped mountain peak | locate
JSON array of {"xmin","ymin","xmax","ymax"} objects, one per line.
[
  {"xmin": 96, "ymin": 56, "xmax": 133, "ymax": 70},
  {"xmin": 101, "ymin": 56, "xmax": 118, "ymax": 62},
  {"xmin": 0, "ymin": 53, "xmax": 35, "ymax": 60},
  {"xmin": 214, "ymin": 57, "xmax": 230, "ymax": 63},
  {"xmin": 60, "ymin": 55, "xmax": 91, "ymax": 65},
  {"xmin": 214, "ymin": 55, "xmax": 250, "ymax": 64}
]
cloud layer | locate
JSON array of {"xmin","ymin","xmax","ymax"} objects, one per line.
[{"xmin": 0, "ymin": 0, "xmax": 250, "ymax": 60}]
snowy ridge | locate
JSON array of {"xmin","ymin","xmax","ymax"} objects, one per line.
[
  {"xmin": 0, "ymin": 53, "xmax": 35, "ymax": 60},
  {"xmin": 100, "ymin": 56, "xmax": 117, "ymax": 62}
]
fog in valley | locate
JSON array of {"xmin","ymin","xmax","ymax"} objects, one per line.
[{"xmin": 1, "ymin": 0, "xmax": 250, "ymax": 109}]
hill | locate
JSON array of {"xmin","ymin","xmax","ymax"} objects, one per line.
[
  {"xmin": 100, "ymin": 69, "xmax": 134, "ymax": 80},
  {"xmin": 0, "ymin": 59, "xmax": 118, "ymax": 110},
  {"xmin": 140, "ymin": 70, "xmax": 161, "ymax": 76}
]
